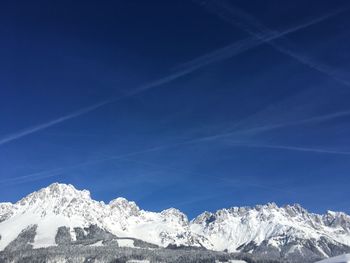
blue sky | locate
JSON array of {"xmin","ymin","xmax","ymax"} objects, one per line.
[{"xmin": 0, "ymin": 0, "xmax": 350, "ymax": 218}]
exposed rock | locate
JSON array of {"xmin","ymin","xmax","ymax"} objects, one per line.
[{"xmin": 4, "ymin": 225, "xmax": 37, "ymax": 252}]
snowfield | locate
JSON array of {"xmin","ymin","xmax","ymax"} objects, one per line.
[
  {"xmin": 117, "ymin": 239, "xmax": 135, "ymax": 248},
  {"xmin": 315, "ymin": 253, "xmax": 350, "ymax": 262}
]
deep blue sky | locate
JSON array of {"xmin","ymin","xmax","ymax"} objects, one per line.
[{"xmin": 1, "ymin": 0, "xmax": 350, "ymax": 218}]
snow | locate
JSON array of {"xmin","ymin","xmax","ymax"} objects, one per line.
[
  {"xmin": 191, "ymin": 203, "xmax": 350, "ymax": 253},
  {"xmin": 127, "ymin": 260, "xmax": 150, "ymax": 263},
  {"xmin": 1, "ymin": 182, "xmax": 350, "ymax": 258},
  {"xmin": 0, "ymin": 211, "xmax": 37, "ymax": 250},
  {"xmin": 117, "ymin": 239, "xmax": 135, "ymax": 248},
  {"xmin": 90, "ymin": 240, "xmax": 104, "ymax": 247},
  {"xmin": 315, "ymin": 254, "xmax": 350, "ymax": 263}
]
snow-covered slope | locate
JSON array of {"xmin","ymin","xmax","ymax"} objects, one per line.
[
  {"xmin": 315, "ymin": 253, "xmax": 350, "ymax": 262},
  {"xmin": 0, "ymin": 183, "xmax": 206, "ymax": 251},
  {"xmin": 0, "ymin": 183, "xmax": 350, "ymax": 262}
]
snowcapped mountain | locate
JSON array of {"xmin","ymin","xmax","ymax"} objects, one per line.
[
  {"xmin": 0, "ymin": 183, "xmax": 206, "ymax": 251},
  {"xmin": 191, "ymin": 203, "xmax": 350, "ymax": 261},
  {"xmin": 0, "ymin": 183, "xmax": 350, "ymax": 262}
]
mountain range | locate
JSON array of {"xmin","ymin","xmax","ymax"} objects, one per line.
[{"xmin": 1, "ymin": 183, "xmax": 349, "ymax": 262}]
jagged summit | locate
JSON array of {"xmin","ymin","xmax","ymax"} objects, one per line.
[
  {"xmin": 1, "ymin": 183, "xmax": 350, "ymax": 262},
  {"xmin": 16, "ymin": 183, "xmax": 90, "ymax": 205},
  {"xmin": 30, "ymin": 182, "xmax": 90, "ymax": 198},
  {"xmin": 46, "ymin": 182, "xmax": 79, "ymax": 190},
  {"xmin": 13, "ymin": 183, "xmax": 94, "ymax": 215}
]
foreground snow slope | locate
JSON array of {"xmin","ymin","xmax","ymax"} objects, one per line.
[
  {"xmin": 0, "ymin": 183, "xmax": 349, "ymax": 261},
  {"xmin": 315, "ymin": 253, "xmax": 350, "ymax": 262}
]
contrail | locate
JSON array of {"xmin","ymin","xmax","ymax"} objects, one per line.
[
  {"xmin": 176, "ymin": 10, "xmax": 338, "ymax": 72},
  {"xmin": 4, "ymin": 107, "xmax": 350, "ymax": 186},
  {"xmin": 230, "ymin": 109, "xmax": 350, "ymax": 135},
  {"xmin": 2, "ymin": 141, "xmax": 297, "ymax": 201},
  {"xmin": 193, "ymin": 0, "xmax": 350, "ymax": 86},
  {"xmin": 229, "ymin": 141, "xmax": 350, "ymax": 155},
  {"xmin": 0, "ymin": 11, "xmax": 335, "ymax": 147},
  {"xmin": 0, "ymin": 139, "xmax": 206, "ymax": 185},
  {"xmin": 0, "ymin": 100, "xmax": 114, "ymax": 146},
  {"xmin": 180, "ymin": 109, "xmax": 350, "ymax": 144},
  {"xmin": 68, "ymin": 108, "xmax": 350, "ymax": 157},
  {"xmin": 0, "ymin": 157, "xmax": 112, "ymax": 185},
  {"xmin": 7, "ymin": 105, "xmax": 350, "ymax": 185}
]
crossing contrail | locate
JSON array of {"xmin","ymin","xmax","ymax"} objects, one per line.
[
  {"xmin": 193, "ymin": 0, "xmax": 350, "ymax": 86},
  {"xmin": 176, "ymin": 8, "xmax": 339, "ymax": 72},
  {"xmin": 0, "ymin": 10, "xmax": 335, "ymax": 147}
]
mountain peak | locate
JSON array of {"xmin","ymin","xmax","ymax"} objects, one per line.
[
  {"xmin": 46, "ymin": 182, "xmax": 74, "ymax": 190},
  {"xmin": 109, "ymin": 197, "xmax": 140, "ymax": 217},
  {"xmin": 15, "ymin": 182, "xmax": 92, "ymax": 212},
  {"xmin": 160, "ymin": 208, "xmax": 189, "ymax": 225},
  {"xmin": 44, "ymin": 182, "xmax": 91, "ymax": 198}
]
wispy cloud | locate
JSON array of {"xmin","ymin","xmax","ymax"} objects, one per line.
[
  {"xmin": 193, "ymin": 0, "xmax": 350, "ymax": 86},
  {"xmin": 0, "ymin": 9, "xmax": 334, "ymax": 147}
]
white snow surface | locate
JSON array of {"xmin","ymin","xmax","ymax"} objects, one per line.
[
  {"xmin": 1, "ymin": 183, "xmax": 350, "ymax": 255},
  {"xmin": 216, "ymin": 261, "xmax": 247, "ymax": 263},
  {"xmin": 315, "ymin": 253, "xmax": 350, "ymax": 262},
  {"xmin": 117, "ymin": 239, "xmax": 135, "ymax": 248},
  {"xmin": 90, "ymin": 240, "xmax": 104, "ymax": 247}
]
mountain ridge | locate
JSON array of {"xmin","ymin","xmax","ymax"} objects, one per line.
[{"xmin": 1, "ymin": 182, "xmax": 349, "ymax": 262}]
